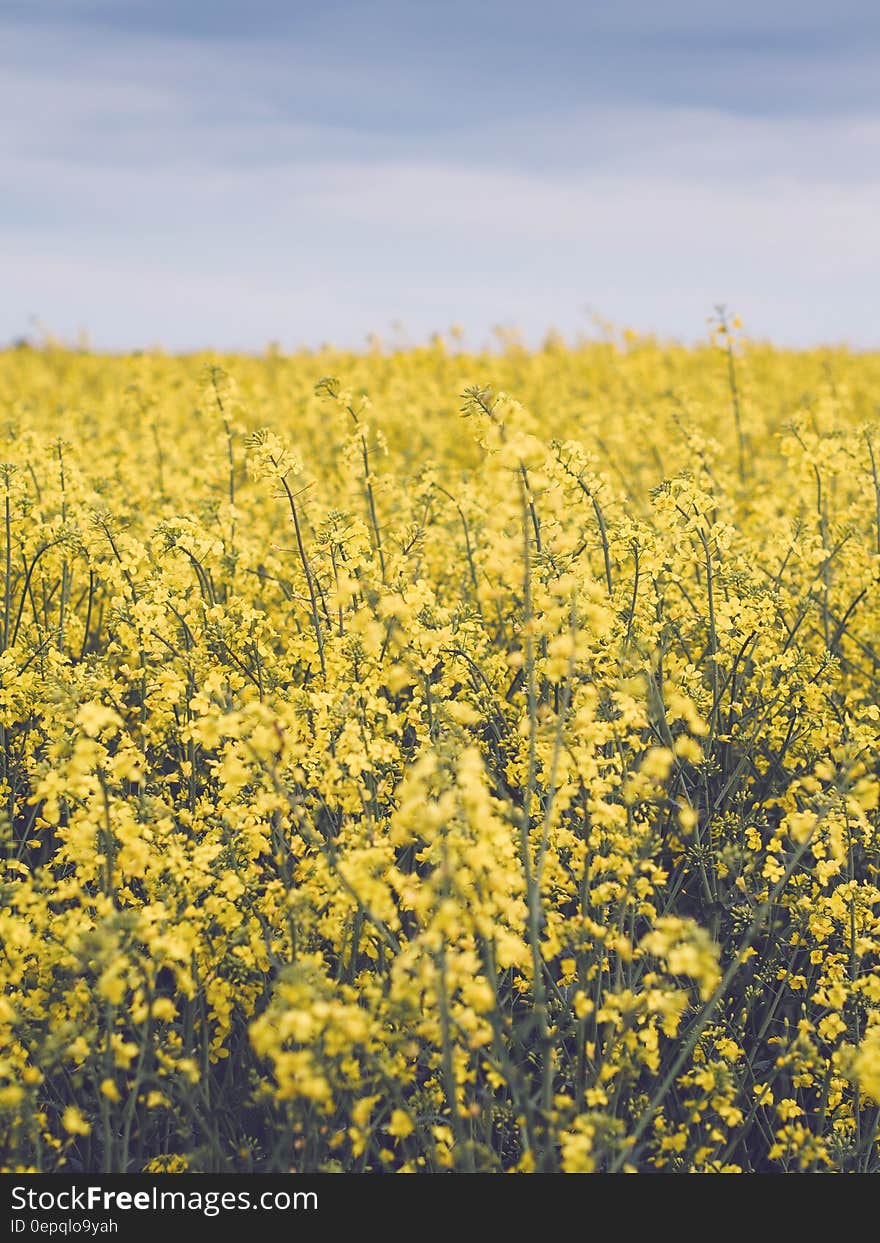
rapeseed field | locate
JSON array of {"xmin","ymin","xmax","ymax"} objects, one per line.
[{"xmin": 3, "ymin": 327, "xmax": 880, "ymax": 1173}]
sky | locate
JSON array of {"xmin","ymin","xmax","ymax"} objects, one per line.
[{"xmin": 1, "ymin": 0, "xmax": 879, "ymax": 352}]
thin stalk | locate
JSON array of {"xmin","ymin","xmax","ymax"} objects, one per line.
[
  {"xmin": 518, "ymin": 469, "xmax": 556, "ymax": 1171},
  {"xmin": 716, "ymin": 308, "xmax": 746, "ymax": 483},
  {"xmin": 276, "ymin": 467, "xmax": 326, "ymax": 679},
  {"xmin": 437, "ymin": 937, "xmax": 473, "ymax": 1171},
  {"xmin": 866, "ymin": 432, "xmax": 880, "ymax": 558},
  {"xmin": 359, "ymin": 431, "xmax": 386, "ymax": 582},
  {"xmin": 2, "ymin": 490, "xmax": 10, "ymax": 651},
  {"xmin": 80, "ymin": 569, "xmax": 96, "ymax": 660}
]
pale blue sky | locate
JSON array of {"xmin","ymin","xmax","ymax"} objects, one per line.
[{"xmin": 2, "ymin": 1, "xmax": 878, "ymax": 350}]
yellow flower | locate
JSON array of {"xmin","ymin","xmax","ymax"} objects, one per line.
[
  {"xmin": 76, "ymin": 701, "xmax": 123, "ymax": 739},
  {"xmin": 151, "ymin": 997, "xmax": 177, "ymax": 1022},
  {"xmin": 100, "ymin": 1078, "xmax": 120, "ymax": 1102},
  {"xmin": 61, "ymin": 1106, "xmax": 91, "ymax": 1136},
  {"xmin": 387, "ymin": 1108, "xmax": 415, "ymax": 1139}
]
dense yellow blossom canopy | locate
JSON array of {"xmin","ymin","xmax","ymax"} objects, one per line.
[{"xmin": 2, "ymin": 330, "xmax": 880, "ymax": 1173}]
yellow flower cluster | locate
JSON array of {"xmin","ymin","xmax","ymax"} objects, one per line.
[{"xmin": 2, "ymin": 331, "xmax": 880, "ymax": 1173}]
